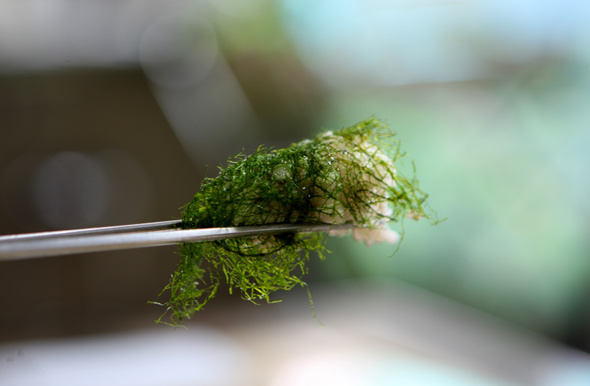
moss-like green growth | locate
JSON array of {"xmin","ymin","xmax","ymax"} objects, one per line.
[{"xmin": 154, "ymin": 118, "xmax": 433, "ymax": 325}]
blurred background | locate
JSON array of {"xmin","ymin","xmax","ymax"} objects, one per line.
[{"xmin": 1, "ymin": 0, "xmax": 590, "ymax": 385}]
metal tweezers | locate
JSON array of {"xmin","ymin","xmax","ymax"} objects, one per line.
[{"xmin": 0, "ymin": 221, "xmax": 353, "ymax": 261}]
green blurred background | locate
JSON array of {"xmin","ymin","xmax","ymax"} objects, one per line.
[{"xmin": 1, "ymin": 1, "xmax": 590, "ymax": 384}]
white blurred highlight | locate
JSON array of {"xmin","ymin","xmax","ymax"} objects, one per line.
[{"xmin": 0, "ymin": 328, "xmax": 250, "ymax": 386}]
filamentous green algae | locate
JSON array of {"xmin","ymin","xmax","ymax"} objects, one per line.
[{"xmin": 154, "ymin": 118, "xmax": 434, "ymax": 325}]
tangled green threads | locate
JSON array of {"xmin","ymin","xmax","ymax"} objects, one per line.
[{"xmin": 154, "ymin": 118, "xmax": 433, "ymax": 325}]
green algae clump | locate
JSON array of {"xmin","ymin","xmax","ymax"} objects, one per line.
[{"xmin": 155, "ymin": 118, "xmax": 433, "ymax": 325}]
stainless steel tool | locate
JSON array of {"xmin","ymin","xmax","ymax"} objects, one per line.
[{"xmin": 0, "ymin": 221, "xmax": 353, "ymax": 261}]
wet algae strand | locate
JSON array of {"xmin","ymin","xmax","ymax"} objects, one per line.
[{"xmin": 155, "ymin": 118, "xmax": 433, "ymax": 325}]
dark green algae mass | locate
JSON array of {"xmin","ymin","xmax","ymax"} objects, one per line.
[{"xmin": 154, "ymin": 118, "xmax": 432, "ymax": 325}]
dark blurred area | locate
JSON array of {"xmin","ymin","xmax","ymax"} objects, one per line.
[
  {"xmin": 0, "ymin": 69, "xmax": 196, "ymax": 339},
  {"xmin": 1, "ymin": 1, "xmax": 590, "ymax": 385}
]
